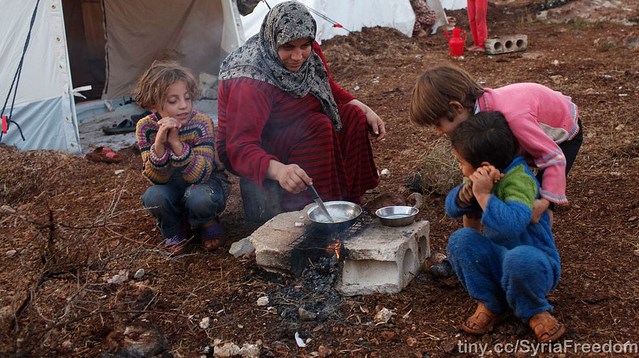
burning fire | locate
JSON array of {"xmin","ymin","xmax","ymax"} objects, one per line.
[{"xmin": 326, "ymin": 240, "xmax": 342, "ymax": 260}]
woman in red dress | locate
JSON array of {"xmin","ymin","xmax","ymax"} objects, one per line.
[{"xmin": 216, "ymin": 1, "xmax": 385, "ymax": 217}]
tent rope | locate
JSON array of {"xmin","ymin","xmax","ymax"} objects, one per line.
[
  {"xmin": 0, "ymin": 0, "xmax": 41, "ymax": 143},
  {"xmin": 262, "ymin": 0, "xmax": 351, "ymax": 32}
]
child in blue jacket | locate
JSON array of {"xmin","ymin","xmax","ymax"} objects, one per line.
[{"xmin": 445, "ymin": 111, "xmax": 565, "ymax": 343}]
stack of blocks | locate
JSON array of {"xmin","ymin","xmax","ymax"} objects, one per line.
[{"xmin": 247, "ymin": 206, "xmax": 431, "ymax": 296}]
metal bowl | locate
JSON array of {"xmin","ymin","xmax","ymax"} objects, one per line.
[
  {"xmin": 375, "ymin": 206, "xmax": 419, "ymax": 227},
  {"xmin": 307, "ymin": 201, "xmax": 362, "ymax": 232}
]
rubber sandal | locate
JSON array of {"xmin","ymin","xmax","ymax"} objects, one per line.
[
  {"xmin": 164, "ymin": 234, "xmax": 189, "ymax": 256},
  {"xmin": 429, "ymin": 259, "xmax": 454, "ymax": 278},
  {"xmin": 461, "ymin": 302, "xmax": 504, "ymax": 335},
  {"xmin": 200, "ymin": 222, "xmax": 225, "ymax": 252},
  {"xmin": 85, "ymin": 146, "xmax": 123, "ymax": 163},
  {"xmin": 529, "ymin": 311, "xmax": 566, "ymax": 343},
  {"xmin": 103, "ymin": 118, "xmax": 136, "ymax": 135}
]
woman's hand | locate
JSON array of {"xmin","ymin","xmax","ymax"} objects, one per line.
[
  {"xmin": 348, "ymin": 99, "xmax": 386, "ymax": 142},
  {"xmin": 267, "ymin": 160, "xmax": 312, "ymax": 194}
]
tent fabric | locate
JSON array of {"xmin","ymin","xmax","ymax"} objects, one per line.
[
  {"xmin": 0, "ymin": 0, "xmax": 80, "ymax": 153},
  {"xmin": 241, "ymin": 0, "xmax": 416, "ymax": 43},
  {"xmin": 3, "ymin": 97, "xmax": 80, "ymax": 152},
  {"xmin": 102, "ymin": 0, "xmax": 232, "ymax": 99},
  {"xmin": 440, "ymin": 0, "xmax": 467, "ymax": 10},
  {"xmin": 0, "ymin": 0, "xmax": 421, "ymax": 153}
]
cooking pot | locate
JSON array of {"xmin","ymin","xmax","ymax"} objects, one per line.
[
  {"xmin": 375, "ymin": 193, "xmax": 423, "ymax": 227},
  {"xmin": 307, "ymin": 201, "xmax": 362, "ymax": 232}
]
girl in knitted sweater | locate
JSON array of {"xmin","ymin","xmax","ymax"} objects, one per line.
[{"xmin": 135, "ymin": 61, "xmax": 230, "ymax": 256}]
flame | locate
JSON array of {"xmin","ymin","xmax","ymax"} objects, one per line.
[{"xmin": 326, "ymin": 240, "xmax": 342, "ymax": 260}]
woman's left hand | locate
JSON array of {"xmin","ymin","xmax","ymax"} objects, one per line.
[{"xmin": 349, "ymin": 99, "xmax": 386, "ymax": 142}]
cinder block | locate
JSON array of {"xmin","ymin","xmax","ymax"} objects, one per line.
[
  {"xmin": 337, "ymin": 220, "xmax": 430, "ymax": 296},
  {"xmin": 247, "ymin": 206, "xmax": 431, "ymax": 296},
  {"xmin": 485, "ymin": 34, "xmax": 528, "ymax": 55}
]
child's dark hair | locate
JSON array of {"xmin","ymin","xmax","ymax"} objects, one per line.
[
  {"xmin": 409, "ymin": 63, "xmax": 484, "ymax": 126},
  {"xmin": 133, "ymin": 60, "xmax": 201, "ymax": 110},
  {"xmin": 450, "ymin": 111, "xmax": 518, "ymax": 171}
]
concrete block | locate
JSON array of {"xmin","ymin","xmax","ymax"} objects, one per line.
[
  {"xmin": 249, "ymin": 209, "xmax": 306, "ymax": 274},
  {"xmin": 248, "ymin": 206, "xmax": 431, "ymax": 296},
  {"xmin": 337, "ymin": 220, "xmax": 430, "ymax": 296},
  {"xmin": 485, "ymin": 34, "xmax": 528, "ymax": 55}
]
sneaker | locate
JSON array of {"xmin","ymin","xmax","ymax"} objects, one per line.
[{"xmin": 429, "ymin": 259, "xmax": 454, "ymax": 278}]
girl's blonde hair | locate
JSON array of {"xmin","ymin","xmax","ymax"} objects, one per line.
[
  {"xmin": 133, "ymin": 60, "xmax": 201, "ymax": 110},
  {"xmin": 409, "ymin": 63, "xmax": 484, "ymax": 126}
]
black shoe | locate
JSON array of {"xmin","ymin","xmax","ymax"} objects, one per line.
[
  {"xmin": 102, "ymin": 118, "xmax": 135, "ymax": 135},
  {"xmin": 429, "ymin": 259, "xmax": 454, "ymax": 278}
]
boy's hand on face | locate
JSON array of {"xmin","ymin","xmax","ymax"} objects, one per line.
[
  {"xmin": 469, "ymin": 164, "xmax": 502, "ymax": 206},
  {"xmin": 457, "ymin": 182, "xmax": 475, "ymax": 208}
]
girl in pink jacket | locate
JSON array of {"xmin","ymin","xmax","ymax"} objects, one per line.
[{"xmin": 410, "ymin": 62, "xmax": 582, "ymax": 223}]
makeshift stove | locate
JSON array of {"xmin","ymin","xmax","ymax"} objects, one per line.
[{"xmin": 247, "ymin": 205, "xmax": 430, "ymax": 296}]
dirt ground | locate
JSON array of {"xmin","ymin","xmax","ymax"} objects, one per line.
[{"xmin": 1, "ymin": 1, "xmax": 639, "ymax": 357}]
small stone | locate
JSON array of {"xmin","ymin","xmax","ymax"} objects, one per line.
[
  {"xmin": 114, "ymin": 169, "xmax": 125, "ymax": 175},
  {"xmin": 214, "ymin": 342, "xmax": 241, "ymax": 357},
  {"xmin": 256, "ymin": 296, "xmax": 269, "ymax": 306},
  {"xmin": 133, "ymin": 268, "xmax": 145, "ymax": 280},
  {"xmin": 6, "ymin": 250, "xmax": 17, "ymax": 257},
  {"xmin": 318, "ymin": 345, "xmax": 333, "ymax": 357},
  {"xmin": 374, "ymin": 307, "xmax": 395, "ymax": 324},
  {"xmin": 199, "ymin": 317, "xmax": 210, "ymax": 329},
  {"xmin": 108, "ymin": 274, "xmax": 128, "ymax": 285},
  {"xmin": 298, "ymin": 307, "xmax": 317, "ymax": 321}
]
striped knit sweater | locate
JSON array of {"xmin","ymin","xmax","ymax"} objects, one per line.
[{"xmin": 136, "ymin": 111, "xmax": 225, "ymax": 185}]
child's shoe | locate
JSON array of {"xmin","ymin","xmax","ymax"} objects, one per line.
[
  {"xmin": 200, "ymin": 220, "xmax": 225, "ymax": 252},
  {"xmin": 529, "ymin": 311, "xmax": 565, "ymax": 343},
  {"xmin": 462, "ymin": 302, "xmax": 504, "ymax": 335},
  {"xmin": 429, "ymin": 259, "xmax": 454, "ymax": 278},
  {"xmin": 164, "ymin": 232, "xmax": 189, "ymax": 256}
]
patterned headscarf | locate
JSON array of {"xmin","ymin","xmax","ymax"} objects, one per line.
[{"xmin": 219, "ymin": 1, "xmax": 341, "ymax": 129}]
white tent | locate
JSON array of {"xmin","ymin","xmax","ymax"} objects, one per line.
[
  {"xmin": 0, "ymin": 0, "xmax": 245, "ymax": 154},
  {"xmin": 242, "ymin": 0, "xmax": 415, "ymax": 42},
  {"xmin": 0, "ymin": 0, "xmax": 416, "ymax": 154},
  {"xmin": 440, "ymin": 0, "xmax": 466, "ymax": 10}
]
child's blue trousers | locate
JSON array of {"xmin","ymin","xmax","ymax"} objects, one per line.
[{"xmin": 447, "ymin": 227, "xmax": 561, "ymax": 322}]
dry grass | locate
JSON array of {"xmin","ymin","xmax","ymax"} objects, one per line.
[{"xmin": 417, "ymin": 138, "xmax": 462, "ymax": 195}]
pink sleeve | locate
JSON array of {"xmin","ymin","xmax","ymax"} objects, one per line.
[
  {"xmin": 313, "ymin": 42, "xmax": 355, "ymax": 105},
  {"xmin": 220, "ymin": 79, "xmax": 278, "ymax": 185},
  {"xmin": 508, "ymin": 116, "xmax": 568, "ymax": 204}
]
